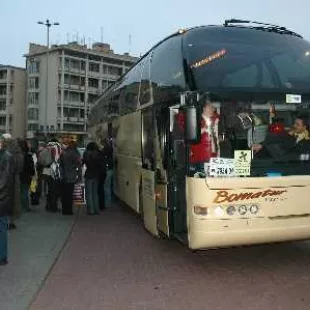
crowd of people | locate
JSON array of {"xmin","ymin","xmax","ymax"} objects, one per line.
[{"xmin": 0, "ymin": 134, "xmax": 113, "ymax": 266}]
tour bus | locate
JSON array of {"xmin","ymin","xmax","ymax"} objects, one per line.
[{"xmin": 88, "ymin": 19, "xmax": 310, "ymax": 249}]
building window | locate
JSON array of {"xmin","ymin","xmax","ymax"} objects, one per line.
[
  {"xmin": 28, "ymin": 123, "xmax": 38, "ymax": 132},
  {"xmin": 0, "ymin": 70, "xmax": 7, "ymax": 80},
  {"xmin": 89, "ymin": 62, "xmax": 100, "ymax": 73},
  {"xmin": 70, "ymin": 60, "xmax": 80, "ymax": 70},
  {"xmin": 0, "ymin": 86, "xmax": 6, "ymax": 96},
  {"xmin": 63, "ymin": 124, "xmax": 84, "ymax": 132},
  {"xmin": 0, "ymin": 116, "xmax": 6, "ymax": 126},
  {"xmin": 88, "ymin": 94, "xmax": 98, "ymax": 104},
  {"xmin": 0, "ymin": 100, "xmax": 6, "ymax": 111},
  {"xmin": 109, "ymin": 66, "xmax": 122, "ymax": 76},
  {"xmin": 88, "ymin": 78, "xmax": 99, "ymax": 88},
  {"xmin": 29, "ymin": 77, "xmax": 39, "ymax": 89},
  {"xmin": 28, "ymin": 92, "xmax": 39, "ymax": 105},
  {"xmin": 28, "ymin": 108, "xmax": 39, "ymax": 120},
  {"xmin": 81, "ymin": 61, "xmax": 86, "ymax": 71},
  {"xmin": 28, "ymin": 61, "xmax": 40, "ymax": 74}
]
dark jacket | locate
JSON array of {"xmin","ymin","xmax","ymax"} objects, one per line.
[
  {"xmin": 83, "ymin": 150, "xmax": 102, "ymax": 179},
  {"xmin": 0, "ymin": 150, "xmax": 15, "ymax": 217},
  {"xmin": 60, "ymin": 147, "xmax": 81, "ymax": 183},
  {"xmin": 20, "ymin": 153, "xmax": 35, "ymax": 185},
  {"xmin": 102, "ymin": 143, "xmax": 113, "ymax": 170},
  {"xmin": 7, "ymin": 139, "xmax": 23, "ymax": 175}
]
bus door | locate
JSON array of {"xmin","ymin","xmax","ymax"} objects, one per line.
[
  {"xmin": 167, "ymin": 107, "xmax": 188, "ymax": 239},
  {"xmin": 155, "ymin": 107, "xmax": 170, "ymax": 237},
  {"xmin": 141, "ymin": 107, "xmax": 158, "ymax": 236}
]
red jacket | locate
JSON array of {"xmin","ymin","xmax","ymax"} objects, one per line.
[{"xmin": 176, "ymin": 112, "xmax": 219, "ymax": 164}]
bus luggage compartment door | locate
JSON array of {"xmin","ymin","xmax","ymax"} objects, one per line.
[
  {"xmin": 156, "ymin": 182, "xmax": 169, "ymax": 236},
  {"xmin": 141, "ymin": 169, "xmax": 158, "ymax": 236}
]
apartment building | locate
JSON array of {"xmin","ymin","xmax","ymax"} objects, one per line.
[
  {"xmin": 25, "ymin": 42, "xmax": 138, "ymax": 142},
  {"xmin": 0, "ymin": 65, "xmax": 27, "ymax": 138}
]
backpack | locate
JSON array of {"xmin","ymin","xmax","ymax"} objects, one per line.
[
  {"xmin": 50, "ymin": 160, "xmax": 62, "ymax": 181},
  {"xmin": 38, "ymin": 147, "xmax": 53, "ymax": 167}
]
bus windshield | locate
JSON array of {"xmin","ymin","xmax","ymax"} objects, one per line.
[
  {"xmin": 184, "ymin": 26, "xmax": 310, "ymax": 93},
  {"xmin": 173, "ymin": 99, "xmax": 310, "ymax": 178}
]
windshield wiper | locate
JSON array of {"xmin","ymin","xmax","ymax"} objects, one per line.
[{"xmin": 224, "ymin": 19, "xmax": 302, "ymax": 38}]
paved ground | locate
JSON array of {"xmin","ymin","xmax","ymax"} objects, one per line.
[
  {"xmin": 29, "ymin": 204, "xmax": 310, "ymax": 310},
  {"xmin": 0, "ymin": 205, "xmax": 75, "ymax": 310}
]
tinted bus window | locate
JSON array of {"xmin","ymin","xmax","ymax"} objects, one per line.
[
  {"xmin": 139, "ymin": 55, "xmax": 152, "ymax": 106},
  {"xmin": 184, "ymin": 27, "xmax": 310, "ymax": 93},
  {"xmin": 151, "ymin": 36, "xmax": 186, "ymax": 102},
  {"xmin": 119, "ymin": 63, "xmax": 142, "ymax": 114}
]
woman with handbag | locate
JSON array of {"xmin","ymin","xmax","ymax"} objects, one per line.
[
  {"xmin": 59, "ymin": 140, "xmax": 81, "ymax": 215},
  {"xmin": 83, "ymin": 142, "xmax": 101, "ymax": 215}
]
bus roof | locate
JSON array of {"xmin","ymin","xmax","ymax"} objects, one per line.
[{"xmin": 91, "ymin": 20, "xmax": 303, "ymax": 106}]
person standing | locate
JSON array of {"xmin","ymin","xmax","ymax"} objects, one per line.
[
  {"xmin": 0, "ymin": 134, "xmax": 15, "ymax": 265},
  {"xmin": 39, "ymin": 141, "xmax": 62, "ymax": 212},
  {"xmin": 98, "ymin": 144, "xmax": 106, "ymax": 210},
  {"xmin": 4, "ymin": 135, "xmax": 23, "ymax": 230},
  {"xmin": 102, "ymin": 138, "xmax": 113, "ymax": 208},
  {"xmin": 19, "ymin": 139, "xmax": 35, "ymax": 212},
  {"xmin": 60, "ymin": 140, "xmax": 81, "ymax": 215},
  {"xmin": 36, "ymin": 142, "xmax": 46, "ymax": 200},
  {"xmin": 83, "ymin": 142, "xmax": 101, "ymax": 215}
]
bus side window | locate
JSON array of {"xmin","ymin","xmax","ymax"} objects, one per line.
[
  {"xmin": 142, "ymin": 108, "xmax": 155, "ymax": 170},
  {"xmin": 139, "ymin": 55, "xmax": 152, "ymax": 106}
]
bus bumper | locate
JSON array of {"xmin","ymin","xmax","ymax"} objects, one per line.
[{"xmin": 188, "ymin": 216, "xmax": 310, "ymax": 250}]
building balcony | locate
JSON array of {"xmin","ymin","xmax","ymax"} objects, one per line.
[
  {"xmin": 88, "ymin": 87, "xmax": 101, "ymax": 95},
  {"xmin": 61, "ymin": 67, "xmax": 86, "ymax": 75},
  {"xmin": 27, "ymin": 72, "xmax": 40, "ymax": 77},
  {"xmin": 58, "ymin": 100, "xmax": 85, "ymax": 107},
  {"xmin": 57, "ymin": 129, "xmax": 87, "ymax": 135},
  {"xmin": 61, "ymin": 84, "xmax": 86, "ymax": 92},
  {"xmin": 27, "ymin": 119, "xmax": 39, "ymax": 124},
  {"xmin": 27, "ymin": 102, "xmax": 39, "ymax": 108},
  {"xmin": 101, "ymin": 72, "xmax": 119, "ymax": 80},
  {"xmin": 0, "ymin": 78, "xmax": 7, "ymax": 84},
  {"xmin": 0, "ymin": 94, "xmax": 7, "ymax": 99},
  {"xmin": 59, "ymin": 116, "xmax": 85, "ymax": 124},
  {"xmin": 88, "ymin": 71, "xmax": 101, "ymax": 78}
]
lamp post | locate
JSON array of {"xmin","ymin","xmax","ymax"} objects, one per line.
[{"xmin": 37, "ymin": 19, "xmax": 59, "ymax": 137}]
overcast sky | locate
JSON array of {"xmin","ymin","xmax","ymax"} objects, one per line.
[{"xmin": 1, "ymin": 0, "xmax": 310, "ymax": 67}]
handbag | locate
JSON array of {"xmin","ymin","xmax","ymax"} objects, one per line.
[{"xmin": 73, "ymin": 182, "xmax": 85, "ymax": 207}]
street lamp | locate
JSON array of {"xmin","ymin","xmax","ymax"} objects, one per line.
[{"xmin": 37, "ymin": 19, "xmax": 59, "ymax": 137}]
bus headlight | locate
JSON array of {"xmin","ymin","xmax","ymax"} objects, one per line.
[
  {"xmin": 250, "ymin": 204, "xmax": 259, "ymax": 214},
  {"xmin": 214, "ymin": 206, "xmax": 224, "ymax": 217},
  {"xmin": 238, "ymin": 205, "xmax": 247, "ymax": 216},
  {"xmin": 194, "ymin": 206, "xmax": 208, "ymax": 215},
  {"xmin": 227, "ymin": 206, "xmax": 236, "ymax": 216}
]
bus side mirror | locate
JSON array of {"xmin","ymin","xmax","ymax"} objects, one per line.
[{"xmin": 184, "ymin": 105, "xmax": 200, "ymax": 144}]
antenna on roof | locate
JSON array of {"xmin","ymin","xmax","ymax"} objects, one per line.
[
  {"xmin": 128, "ymin": 34, "xmax": 132, "ymax": 54},
  {"xmin": 101, "ymin": 27, "xmax": 104, "ymax": 42},
  {"xmin": 66, "ymin": 33, "xmax": 69, "ymax": 43}
]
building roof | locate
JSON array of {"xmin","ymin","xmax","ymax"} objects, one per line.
[
  {"xmin": 0, "ymin": 64, "xmax": 26, "ymax": 71},
  {"xmin": 24, "ymin": 42, "xmax": 139, "ymax": 63}
]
